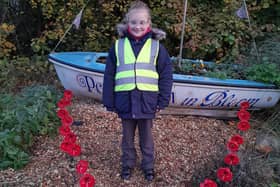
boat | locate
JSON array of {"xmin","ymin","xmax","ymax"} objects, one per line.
[{"xmin": 48, "ymin": 51, "xmax": 280, "ymax": 117}]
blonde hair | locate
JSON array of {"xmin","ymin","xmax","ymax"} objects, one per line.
[
  {"xmin": 124, "ymin": 1, "xmax": 151, "ymax": 24},
  {"xmin": 116, "ymin": 1, "xmax": 165, "ymax": 38}
]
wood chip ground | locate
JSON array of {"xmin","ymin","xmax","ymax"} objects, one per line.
[{"xmin": 0, "ymin": 98, "xmax": 256, "ymax": 186}]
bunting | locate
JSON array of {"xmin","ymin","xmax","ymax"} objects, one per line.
[
  {"xmin": 72, "ymin": 9, "xmax": 83, "ymax": 29},
  {"xmin": 236, "ymin": 4, "xmax": 248, "ymax": 19}
]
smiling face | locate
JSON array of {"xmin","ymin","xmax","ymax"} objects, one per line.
[{"xmin": 127, "ymin": 9, "xmax": 151, "ymax": 38}]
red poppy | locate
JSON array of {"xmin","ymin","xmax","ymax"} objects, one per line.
[
  {"xmin": 237, "ymin": 110, "xmax": 250, "ymax": 121},
  {"xmin": 63, "ymin": 90, "xmax": 73, "ymax": 101},
  {"xmin": 76, "ymin": 160, "xmax": 89, "ymax": 174},
  {"xmin": 57, "ymin": 108, "xmax": 69, "ymax": 119},
  {"xmin": 237, "ymin": 120, "xmax": 250, "ymax": 131},
  {"xmin": 61, "ymin": 114, "xmax": 73, "ymax": 126},
  {"xmin": 57, "ymin": 100, "xmax": 65, "ymax": 109},
  {"xmin": 230, "ymin": 134, "xmax": 244, "ymax": 145},
  {"xmin": 240, "ymin": 101, "xmax": 250, "ymax": 110},
  {"xmin": 227, "ymin": 140, "xmax": 239, "ymax": 152},
  {"xmin": 59, "ymin": 125, "xmax": 71, "ymax": 136},
  {"xmin": 64, "ymin": 132, "xmax": 77, "ymax": 143},
  {"xmin": 224, "ymin": 153, "xmax": 240, "ymax": 165},
  {"xmin": 200, "ymin": 179, "xmax": 217, "ymax": 187},
  {"xmin": 79, "ymin": 173, "xmax": 95, "ymax": 187},
  {"xmin": 217, "ymin": 167, "xmax": 233, "ymax": 182},
  {"xmin": 60, "ymin": 141, "xmax": 73, "ymax": 153},
  {"xmin": 68, "ymin": 144, "xmax": 81, "ymax": 157},
  {"xmin": 57, "ymin": 97, "xmax": 71, "ymax": 108}
]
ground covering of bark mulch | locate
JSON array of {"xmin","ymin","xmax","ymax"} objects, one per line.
[{"xmin": 0, "ymin": 97, "xmax": 256, "ymax": 187}]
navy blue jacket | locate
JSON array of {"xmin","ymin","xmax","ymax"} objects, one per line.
[{"xmin": 102, "ymin": 31, "xmax": 173, "ymax": 119}]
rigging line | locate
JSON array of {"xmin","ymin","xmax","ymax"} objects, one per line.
[
  {"xmin": 51, "ymin": 0, "xmax": 90, "ymax": 53},
  {"xmin": 178, "ymin": 0, "xmax": 188, "ymax": 68},
  {"xmin": 1, "ymin": 8, "xmax": 8, "ymax": 24},
  {"xmin": 51, "ymin": 21, "xmax": 74, "ymax": 53},
  {"xmin": 243, "ymin": 0, "xmax": 260, "ymax": 62},
  {"xmin": 1, "ymin": 0, "xmax": 10, "ymax": 24}
]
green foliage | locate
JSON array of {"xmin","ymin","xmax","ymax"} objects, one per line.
[
  {"xmin": 0, "ymin": 23, "xmax": 16, "ymax": 58},
  {"xmin": 0, "ymin": 55, "xmax": 57, "ymax": 93},
  {"xmin": 173, "ymin": 58, "xmax": 246, "ymax": 80},
  {"xmin": 243, "ymin": 33, "xmax": 280, "ymax": 87},
  {"xmin": 173, "ymin": 33, "xmax": 280, "ymax": 87},
  {"xmin": 246, "ymin": 61, "xmax": 280, "ymax": 86},
  {"xmin": 0, "ymin": 58, "xmax": 16, "ymax": 91},
  {"xmin": 0, "ymin": 85, "xmax": 62, "ymax": 170},
  {"xmin": 173, "ymin": 57, "xmax": 280, "ymax": 87},
  {"xmin": 1, "ymin": 0, "xmax": 279, "ymax": 58},
  {"xmin": 0, "ymin": 0, "xmax": 279, "ymax": 87},
  {"xmin": 270, "ymin": 183, "xmax": 280, "ymax": 187}
]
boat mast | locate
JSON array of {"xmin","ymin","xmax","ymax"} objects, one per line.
[
  {"xmin": 51, "ymin": 0, "xmax": 90, "ymax": 53},
  {"xmin": 178, "ymin": 0, "xmax": 188, "ymax": 69}
]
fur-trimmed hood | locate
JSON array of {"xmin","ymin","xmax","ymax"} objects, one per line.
[{"xmin": 116, "ymin": 23, "xmax": 166, "ymax": 40}]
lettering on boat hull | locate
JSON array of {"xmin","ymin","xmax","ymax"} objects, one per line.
[
  {"xmin": 172, "ymin": 90, "xmax": 260, "ymax": 108},
  {"xmin": 75, "ymin": 74, "xmax": 264, "ymax": 109},
  {"xmin": 53, "ymin": 62, "xmax": 280, "ymax": 110},
  {"xmin": 76, "ymin": 75, "xmax": 102, "ymax": 94}
]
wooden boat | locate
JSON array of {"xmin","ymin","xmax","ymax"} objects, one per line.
[{"xmin": 48, "ymin": 52, "xmax": 280, "ymax": 117}]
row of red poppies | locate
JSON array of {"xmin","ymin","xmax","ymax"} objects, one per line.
[
  {"xmin": 57, "ymin": 90, "xmax": 95, "ymax": 187},
  {"xmin": 200, "ymin": 101, "xmax": 251, "ymax": 187}
]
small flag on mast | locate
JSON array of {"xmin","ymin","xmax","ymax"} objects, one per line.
[
  {"xmin": 236, "ymin": 4, "xmax": 248, "ymax": 19},
  {"xmin": 72, "ymin": 9, "xmax": 83, "ymax": 29}
]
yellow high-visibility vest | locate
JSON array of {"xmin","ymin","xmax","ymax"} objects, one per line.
[{"xmin": 114, "ymin": 37, "xmax": 159, "ymax": 92}]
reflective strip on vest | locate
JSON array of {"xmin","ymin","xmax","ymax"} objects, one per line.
[{"xmin": 115, "ymin": 37, "xmax": 159, "ymax": 92}]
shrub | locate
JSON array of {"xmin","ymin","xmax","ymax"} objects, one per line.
[{"xmin": 0, "ymin": 85, "xmax": 62, "ymax": 170}]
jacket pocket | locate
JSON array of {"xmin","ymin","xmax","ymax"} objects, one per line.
[
  {"xmin": 115, "ymin": 91, "xmax": 130, "ymax": 113},
  {"xmin": 141, "ymin": 92, "xmax": 158, "ymax": 114}
]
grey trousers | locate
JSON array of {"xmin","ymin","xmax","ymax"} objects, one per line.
[{"xmin": 121, "ymin": 119, "xmax": 154, "ymax": 170}]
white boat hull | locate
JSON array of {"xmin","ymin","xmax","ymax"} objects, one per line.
[{"xmin": 50, "ymin": 58, "xmax": 280, "ymax": 110}]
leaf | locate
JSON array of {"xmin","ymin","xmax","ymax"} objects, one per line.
[
  {"xmin": 0, "ymin": 130, "xmax": 9, "ymax": 140},
  {"xmin": 13, "ymin": 151, "xmax": 29, "ymax": 169},
  {"xmin": 15, "ymin": 107, "xmax": 28, "ymax": 124},
  {"xmin": 263, "ymin": 3, "xmax": 270, "ymax": 8},
  {"xmin": 6, "ymin": 147, "xmax": 18, "ymax": 156},
  {"xmin": 0, "ymin": 160, "xmax": 14, "ymax": 169}
]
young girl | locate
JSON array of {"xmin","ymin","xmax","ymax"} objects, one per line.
[{"xmin": 102, "ymin": 0, "xmax": 173, "ymax": 181}]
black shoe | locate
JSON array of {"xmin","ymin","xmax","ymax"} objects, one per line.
[
  {"xmin": 143, "ymin": 169, "xmax": 154, "ymax": 181},
  {"xmin": 121, "ymin": 167, "xmax": 132, "ymax": 180}
]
